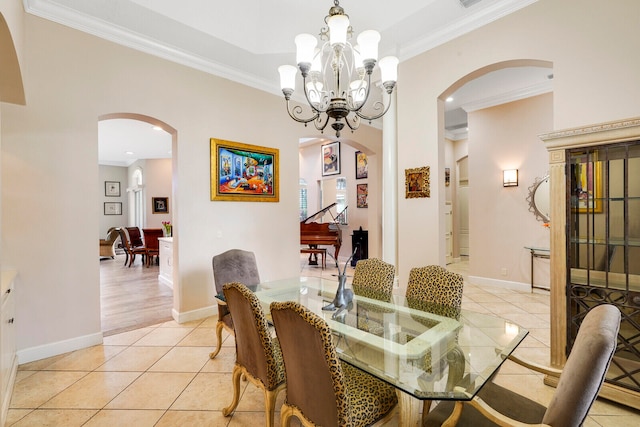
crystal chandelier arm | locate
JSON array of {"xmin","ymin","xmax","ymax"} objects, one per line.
[{"xmin": 345, "ymin": 114, "xmax": 361, "ymax": 132}]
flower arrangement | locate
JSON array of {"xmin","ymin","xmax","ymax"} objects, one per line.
[
  {"xmin": 162, "ymin": 221, "xmax": 172, "ymax": 237},
  {"xmin": 542, "ymin": 222, "xmax": 550, "ymax": 229}
]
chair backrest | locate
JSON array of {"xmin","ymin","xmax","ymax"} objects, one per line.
[
  {"xmin": 142, "ymin": 228, "xmax": 163, "ymax": 250},
  {"xmin": 105, "ymin": 227, "xmax": 119, "ymax": 244},
  {"xmin": 270, "ymin": 300, "xmax": 349, "ymax": 426},
  {"xmin": 351, "ymin": 258, "xmax": 395, "ymax": 301},
  {"xmin": 222, "ymin": 282, "xmax": 284, "ymax": 390},
  {"xmin": 542, "ymin": 304, "xmax": 620, "ymax": 427},
  {"xmin": 212, "ymin": 249, "xmax": 260, "ymax": 294},
  {"xmin": 125, "ymin": 226, "xmax": 144, "ymax": 247},
  {"xmin": 406, "ymin": 265, "xmax": 464, "ymax": 309},
  {"xmin": 118, "ymin": 228, "xmax": 132, "ymax": 250}
]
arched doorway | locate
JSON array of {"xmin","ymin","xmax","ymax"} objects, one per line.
[{"xmin": 98, "ymin": 112, "xmax": 178, "ymax": 335}]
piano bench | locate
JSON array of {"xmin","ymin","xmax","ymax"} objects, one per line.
[{"xmin": 300, "ymin": 248, "xmax": 327, "ymax": 269}]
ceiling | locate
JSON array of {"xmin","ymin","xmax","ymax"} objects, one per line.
[{"xmin": 23, "ymin": 0, "xmax": 547, "ymax": 165}]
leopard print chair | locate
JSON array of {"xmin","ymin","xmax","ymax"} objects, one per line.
[
  {"xmin": 406, "ymin": 265, "xmax": 464, "ymax": 317},
  {"xmin": 270, "ymin": 301, "xmax": 398, "ymax": 427},
  {"xmin": 221, "ymin": 282, "xmax": 285, "ymax": 427},
  {"xmin": 406, "ymin": 265, "xmax": 464, "ymax": 422},
  {"xmin": 351, "ymin": 258, "xmax": 396, "ymax": 335}
]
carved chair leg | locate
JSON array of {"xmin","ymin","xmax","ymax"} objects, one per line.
[
  {"xmin": 264, "ymin": 386, "xmax": 284, "ymax": 427},
  {"xmin": 209, "ymin": 321, "xmax": 225, "ymax": 359},
  {"xmin": 222, "ymin": 365, "xmax": 243, "ymax": 416}
]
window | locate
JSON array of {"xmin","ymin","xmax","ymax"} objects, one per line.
[{"xmin": 299, "ymin": 178, "xmax": 308, "ymax": 221}]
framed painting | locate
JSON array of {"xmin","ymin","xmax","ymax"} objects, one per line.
[
  {"xmin": 445, "ymin": 168, "xmax": 450, "ymax": 187},
  {"xmin": 355, "ymin": 151, "xmax": 368, "ymax": 179},
  {"xmin": 321, "ymin": 141, "xmax": 340, "ymax": 176},
  {"xmin": 104, "ymin": 202, "xmax": 122, "ymax": 215},
  {"xmin": 357, "ymin": 183, "xmax": 368, "ymax": 208},
  {"xmin": 405, "ymin": 166, "xmax": 430, "ymax": 199},
  {"xmin": 152, "ymin": 197, "xmax": 169, "ymax": 214},
  {"xmin": 105, "ymin": 181, "xmax": 120, "ymax": 197},
  {"xmin": 210, "ymin": 138, "xmax": 279, "ymax": 202},
  {"xmin": 571, "ymin": 152, "xmax": 602, "ymax": 213}
]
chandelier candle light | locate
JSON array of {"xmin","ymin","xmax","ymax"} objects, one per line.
[{"xmin": 278, "ymin": 0, "xmax": 398, "ymax": 137}]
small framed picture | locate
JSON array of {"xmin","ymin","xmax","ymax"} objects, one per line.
[
  {"xmin": 321, "ymin": 141, "xmax": 341, "ymax": 176},
  {"xmin": 357, "ymin": 183, "xmax": 368, "ymax": 208},
  {"xmin": 105, "ymin": 181, "xmax": 120, "ymax": 197},
  {"xmin": 445, "ymin": 168, "xmax": 451, "ymax": 187},
  {"xmin": 152, "ymin": 197, "xmax": 169, "ymax": 214},
  {"xmin": 104, "ymin": 202, "xmax": 122, "ymax": 215},
  {"xmin": 405, "ymin": 166, "xmax": 431, "ymax": 199},
  {"xmin": 355, "ymin": 151, "xmax": 368, "ymax": 179}
]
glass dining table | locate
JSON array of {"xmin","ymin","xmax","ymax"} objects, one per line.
[{"xmin": 230, "ymin": 276, "xmax": 528, "ymax": 426}]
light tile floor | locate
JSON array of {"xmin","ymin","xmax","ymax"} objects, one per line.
[{"xmin": 7, "ymin": 257, "xmax": 639, "ymax": 426}]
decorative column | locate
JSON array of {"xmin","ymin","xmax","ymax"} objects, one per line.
[{"xmin": 382, "ymin": 90, "xmax": 398, "ymax": 267}]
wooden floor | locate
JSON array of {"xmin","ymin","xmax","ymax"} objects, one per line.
[{"xmin": 99, "ymin": 253, "xmax": 173, "ymax": 336}]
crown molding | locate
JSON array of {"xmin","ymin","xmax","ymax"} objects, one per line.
[
  {"xmin": 399, "ymin": 0, "xmax": 538, "ymax": 61},
  {"xmin": 23, "ymin": 0, "xmax": 279, "ymax": 95},
  {"xmin": 462, "ymin": 80, "xmax": 552, "ymax": 113}
]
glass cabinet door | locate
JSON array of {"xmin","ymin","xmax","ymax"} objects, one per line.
[{"xmin": 567, "ymin": 141, "xmax": 640, "ymax": 393}]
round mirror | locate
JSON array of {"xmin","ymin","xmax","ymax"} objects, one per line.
[{"xmin": 527, "ymin": 175, "xmax": 550, "ymax": 223}]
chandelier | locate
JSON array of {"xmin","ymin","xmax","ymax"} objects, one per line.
[{"xmin": 278, "ymin": 0, "xmax": 398, "ymax": 138}]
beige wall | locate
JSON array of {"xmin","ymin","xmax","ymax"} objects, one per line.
[
  {"xmin": 397, "ymin": 0, "xmax": 640, "ymax": 286},
  {"xmin": 0, "ymin": 13, "xmax": 309, "ymax": 361},
  {"xmin": 468, "ymin": 94, "xmax": 552, "ymax": 288}
]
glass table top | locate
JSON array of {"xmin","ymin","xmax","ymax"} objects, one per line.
[{"xmin": 251, "ymin": 276, "xmax": 528, "ymax": 401}]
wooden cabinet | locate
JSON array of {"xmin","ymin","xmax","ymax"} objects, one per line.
[
  {"xmin": 541, "ymin": 118, "xmax": 640, "ymax": 410},
  {"xmin": 158, "ymin": 237, "xmax": 173, "ymax": 289},
  {"xmin": 0, "ymin": 270, "xmax": 17, "ymax": 426}
]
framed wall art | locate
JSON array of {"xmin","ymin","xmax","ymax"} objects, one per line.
[
  {"xmin": 152, "ymin": 197, "xmax": 169, "ymax": 214},
  {"xmin": 104, "ymin": 202, "xmax": 122, "ymax": 215},
  {"xmin": 357, "ymin": 183, "xmax": 368, "ymax": 208},
  {"xmin": 321, "ymin": 141, "xmax": 340, "ymax": 176},
  {"xmin": 355, "ymin": 151, "xmax": 368, "ymax": 179},
  {"xmin": 105, "ymin": 181, "xmax": 120, "ymax": 197},
  {"xmin": 210, "ymin": 138, "xmax": 279, "ymax": 202},
  {"xmin": 445, "ymin": 168, "xmax": 450, "ymax": 187},
  {"xmin": 405, "ymin": 166, "xmax": 430, "ymax": 198},
  {"xmin": 571, "ymin": 152, "xmax": 602, "ymax": 213}
]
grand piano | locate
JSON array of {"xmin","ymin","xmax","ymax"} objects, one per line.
[{"xmin": 300, "ymin": 203, "xmax": 342, "ymax": 267}]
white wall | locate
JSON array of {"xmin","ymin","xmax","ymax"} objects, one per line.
[
  {"xmin": 98, "ymin": 165, "xmax": 128, "ymax": 236},
  {"xmin": 397, "ymin": 0, "xmax": 640, "ymax": 288}
]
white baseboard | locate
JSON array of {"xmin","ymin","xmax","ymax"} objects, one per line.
[
  {"xmin": 17, "ymin": 332, "xmax": 104, "ymax": 365},
  {"xmin": 468, "ymin": 275, "xmax": 531, "ymax": 293},
  {"xmin": 172, "ymin": 304, "xmax": 216, "ymax": 324}
]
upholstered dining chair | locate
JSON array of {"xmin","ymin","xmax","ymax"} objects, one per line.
[
  {"xmin": 423, "ymin": 304, "xmax": 621, "ymax": 427},
  {"xmin": 118, "ymin": 228, "xmax": 147, "ymax": 267},
  {"xmin": 270, "ymin": 300, "xmax": 398, "ymax": 427},
  {"xmin": 209, "ymin": 249, "xmax": 261, "ymax": 359},
  {"xmin": 406, "ymin": 265, "xmax": 465, "ymax": 421},
  {"xmin": 221, "ymin": 282, "xmax": 285, "ymax": 427},
  {"xmin": 406, "ymin": 265, "xmax": 464, "ymax": 318},
  {"xmin": 351, "ymin": 258, "xmax": 395, "ymax": 335},
  {"xmin": 141, "ymin": 228, "xmax": 163, "ymax": 267}
]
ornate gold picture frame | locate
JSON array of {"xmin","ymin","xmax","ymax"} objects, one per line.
[
  {"xmin": 210, "ymin": 138, "xmax": 279, "ymax": 202},
  {"xmin": 405, "ymin": 166, "xmax": 430, "ymax": 198}
]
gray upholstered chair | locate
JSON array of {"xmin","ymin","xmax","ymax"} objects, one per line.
[
  {"xmin": 221, "ymin": 282, "xmax": 285, "ymax": 427},
  {"xmin": 209, "ymin": 249, "xmax": 260, "ymax": 359},
  {"xmin": 270, "ymin": 300, "xmax": 398, "ymax": 427},
  {"xmin": 423, "ymin": 304, "xmax": 621, "ymax": 427}
]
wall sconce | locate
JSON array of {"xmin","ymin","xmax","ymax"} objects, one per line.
[{"xmin": 503, "ymin": 169, "xmax": 518, "ymax": 187}]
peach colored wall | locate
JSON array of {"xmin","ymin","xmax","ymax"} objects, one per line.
[
  {"xmin": 397, "ymin": 0, "xmax": 640, "ymax": 287},
  {"xmin": 468, "ymin": 94, "xmax": 552, "ymax": 288},
  {"xmin": 1, "ymin": 14, "xmax": 305, "ymax": 360}
]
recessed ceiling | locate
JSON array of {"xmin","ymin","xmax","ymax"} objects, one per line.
[{"xmin": 24, "ymin": 0, "xmax": 544, "ymax": 160}]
